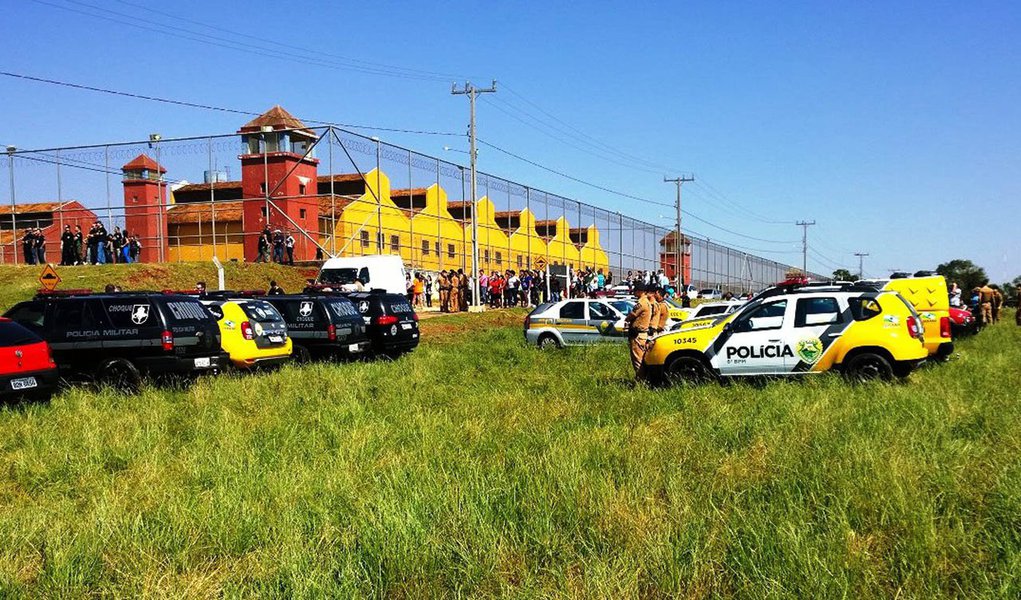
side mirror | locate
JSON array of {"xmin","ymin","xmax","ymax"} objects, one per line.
[{"xmin": 723, "ymin": 322, "xmax": 732, "ymax": 333}]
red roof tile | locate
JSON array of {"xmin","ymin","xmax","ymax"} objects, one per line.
[
  {"xmin": 316, "ymin": 173, "xmax": 364, "ymax": 184},
  {"xmin": 166, "ymin": 201, "xmax": 243, "ymax": 225},
  {"xmin": 239, "ymin": 106, "xmax": 314, "ymax": 137},
  {"xmin": 173, "ymin": 181, "xmax": 243, "ymax": 194},
  {"xmin": 122, "ymin": 154, "xmax": 166, "ymax": 173}
]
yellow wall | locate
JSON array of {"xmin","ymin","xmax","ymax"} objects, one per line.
[
  {"xmin": 167, "ymin": 167, "xmax": 610, "ymax": 274},
  {"xmin": 168, "ymin": 222, "xmax": 245, "ymax": 262},
  {"xmin": 408, "ymin": 184, "xmax": 466, "ymax": 272},
  {"xmin": 578, "ymin": 225, "xmax": 609, "ymax": 272}
]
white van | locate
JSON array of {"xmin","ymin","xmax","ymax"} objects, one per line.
[{"xmin": 317, "ymin": 255, "xmax": 408, "ymax": 295}]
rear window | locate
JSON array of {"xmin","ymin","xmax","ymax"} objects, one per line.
[
  {"xmin": 326, "ymin": 299, "xmax": 359, "ymax": 319},
  {"xmin": 698, "ymin": 305, "xmax": 728, "ymax": 316},
  {"xmin": 241, "ymin": 300, "xmax": 283, "ymax": 323},
  {"xmin": 163, "ymin": 299, "xmax": 213, "ymax": 324},
  {"xmin": 387, "ymin": 298, "xmax": 414, "ymax": 315},
  {"xmin": 0, "ymin": 321, "xmax": 42, "ymax": 347}
]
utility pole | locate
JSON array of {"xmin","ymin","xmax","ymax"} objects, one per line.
[
  {"xmin": 6, "ymin": 146, "xmax": 16, "ymax": 265},
  {"xmin": 796, "ymin": 220, "xmax": 816, "ymax": 274},
  {"xmin": 451, "ymin": 79, "xmax": 497, "ymax": 310},
  {"xmin": 664, "ymin": 175, "xmax": 694, "ymax": 293},
  {"xmin": 854, "ymin": 252, "xmax": 869, "ymax": 279}
]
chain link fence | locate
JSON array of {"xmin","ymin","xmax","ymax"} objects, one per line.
[{"xmin": 0, "ymin": 125, "xmax": 820, "ymax": 292}]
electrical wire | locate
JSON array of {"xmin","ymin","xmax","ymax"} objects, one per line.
[{"xmin": 0, "ymin": 71, "xmax": 461, "ymax": 136}]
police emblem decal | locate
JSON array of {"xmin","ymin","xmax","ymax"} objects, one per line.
[
  {"xmin": 795, "ymin": 337, "xmax": 824, "ymax": 364},
  {"xmin": 358, "ymin": 301, "xmax": 369, "ymax": 313},
  {"xmin": 130, "ymin": 304, "xmax": 150, "ymax": 325},
  {"xmin": 299, "ymin": 301, "xmax": 314, "ymax": 317}
]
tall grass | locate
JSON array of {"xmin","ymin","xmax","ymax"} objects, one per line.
[{"xmin": 0, "ymin": 310, "xmax": 1018, "ymax": 597}]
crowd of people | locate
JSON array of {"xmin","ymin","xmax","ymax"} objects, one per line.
[
  {"xmin": 20, "ymin": 221, "xmax": 143, "ymax": 266},
  {"xmin": 950, "ymin": 280, "xmax": 1010, "ymax": 329},
  {"xmin": 254, "ymin": 227, "xmax": 297, "ymax": 265}
]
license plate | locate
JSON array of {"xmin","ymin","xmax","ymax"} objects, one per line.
[
  {"xmin": 348, "ymin": 343, "xmax": 363, "ymax": 353},
  {"xmin": 268, "ymin": 335, "xmax": 284, "ymax": 343},
  {"xmin": 401, "ymin": 323, "xmax": 413, "ymax": 330},
  {"xmin": 194, "ymin": 357, "xmax": 211, "ymax": 368},
  {"xmin": 10, "ymin": 377, "xmax": 37, "ymax": 390}
]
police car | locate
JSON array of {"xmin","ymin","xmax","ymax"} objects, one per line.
[
  {"xmin": 264, "ymin": 294, "xmax": 370, "ymax": 362},
  {"xmin": 666, "ymin": 299, "xmax": 745, "ymax": 326},
  {"xmin": 524, "ymin": 298, "xmax": 630, "ymax": 348},
  {"xmin": 641, "ymin": 279, "xmax": 928, "ymax": 385},
  {"xmin": 342, "ymin": 291, "xmax": 420, "ymax": 357},
  {"xmin": 4, "ymin": 291, "xmax": 226, "ymax": 391},
  {"xmin": 199, "ymin": 296, "xmax": 292, "ymax": 369}
]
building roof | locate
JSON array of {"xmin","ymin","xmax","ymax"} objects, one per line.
[
  {"xmin": 166, "ymin": 201, "xmax": 243, "ymax": 225},
  {"xmin": 317, "ymin": 195, "xmax": 357, "ymax": 214},
  {"xmin": 316, "ymin": 173, "xmax": 365, "ymax": 184},
  {"xmin": 239, "ymin": 105, "xmax": 315, "ymax": 137},
  {"xmin": 173, "ymin": 181, "xmax": 243, "ymax": 194},
  {"xmin": 390, "ymin": 187, "xmax": 428, "ymax": 198},
  {"xmin": 0, "ymin": 200, "xmax": 87, "ymax": 215},
  {"xmin": 122, "ymin": 154, "xmax": 166, "ymax": 174}
]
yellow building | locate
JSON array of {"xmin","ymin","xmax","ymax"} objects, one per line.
[
  {"xmin": 392, "ymin": 184, "xmax": 466, "ymax": 272},
  {"xmin": 536, "ymin": 216, "xmax": 581, "ymax": 270}
]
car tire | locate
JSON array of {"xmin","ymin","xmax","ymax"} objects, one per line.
[
  {"xmin": 537, "ymin": 333, "xmax": 561, "ymax": 350},
  {"xmin": 844, "ymin": 352, "xmax": 894, "ymax": 382},
  {"xmin": 98, "ymin": 358, "xmax": 142, "ymax": 393},
  {"xmin": 664, "ymin": 355, "xmax": 712, "ymax": 386},
  {"xmin": 292, "ymin": 345, "xmax": 312, "ymax": 364}
]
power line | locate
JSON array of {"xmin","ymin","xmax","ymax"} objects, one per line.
[
  {"xmin": 690, "ymin": 179, "xmax": 792, "ymax": 225},
  {"xmin": 0, "ymin": 71, "xmax": 461, "ymax": 136},
  {"xmin": 796, "ymin": 220, "xmax": 816, "ymax": 273},
  {"xmin": 478, "ymin": 138, "xmax": 799, "ymax": 245}
]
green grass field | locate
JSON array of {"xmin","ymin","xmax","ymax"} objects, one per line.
[{"xmin": 0, "ymin": 266, "xmax": 1019, "ymax": 597}]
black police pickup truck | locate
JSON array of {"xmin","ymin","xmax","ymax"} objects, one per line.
[
  {"xmin": 4, "ymin": 292, "xmax": 227, "ymax": 390},
  {"xmin": 344, "ymin": 291, "xmax": 420, "ymax": 357},
  {"xmin": 264, "ymin": 294, "xmax": 370, "ymax": 362}
]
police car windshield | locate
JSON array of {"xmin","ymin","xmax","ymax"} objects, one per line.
[
  {"xmin": 319, "ymin": 268, "xmax": 360, "ymax": 285},
  {"xmin": 241, "ymin": 301, "xmax": 283, "ymax": 323}
]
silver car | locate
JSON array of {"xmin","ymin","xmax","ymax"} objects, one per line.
[{"xmin": 524, "ymin": 299, "xmax": 629, "ymax": 348}]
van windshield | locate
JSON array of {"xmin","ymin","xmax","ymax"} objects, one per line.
[{"xmin": 319, "ymin": 268, "xmax": 367, "ymax": 285}]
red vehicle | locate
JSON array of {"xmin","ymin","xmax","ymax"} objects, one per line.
[
  {"xmin": 0, "ymin": 317, "xmax": 59, "ymax": 401},
  {"xmin": 949, "ymin": 307, "xmax": 976, "ymax": 338}
]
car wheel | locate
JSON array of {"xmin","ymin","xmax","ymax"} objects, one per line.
[
  {"xmin": 664, "ymin": 355, "xmax": 712, "ymax": 386},
  {"xmin": 292, "ymin": 345, "xmax": 312, "ymax": 364},
  {"xmin": 844, "ymin": 352, "xmax": 893, "ymax": 382},
  {"xmin": 537, "ymin": 333, "xmax": 561, "ymax": 350},
  {"xmin": 98, "ymin": 358, "xmax": 142, "ymax": 393}
]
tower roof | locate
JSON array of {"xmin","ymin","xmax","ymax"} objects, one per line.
[
  {"xmin": 122, "ymin": 154, "xmax": 166, "ymax": 173},
  {"xmin": 238, "ymin": 105, "xmax": 315, "ymax": 137}
]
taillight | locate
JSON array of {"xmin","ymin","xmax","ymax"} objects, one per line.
[
  {"xmin": 161, "ymin": 330, "xmax": 174, "ymax": 352},
  {"xmin": 327, "ymin": 324, "xmax": 337, "ymax": 341},
  {"xmin": 939, "ymin": 316, "xmax": 951, "ymax": 338},
  {"xmin": 412, "ymin": 312, "xmax": 419, "ymax": 322},
  {"xmin": 375, "ymin": 315, "xmax": 399, "ymax": 326},
  {"xmin": 906, "ymin": 316, "xmax": 920, "ymax": 340},
  {"xmin": 240, "ymin": 321, "xmax": 254, "ymax": 341}
]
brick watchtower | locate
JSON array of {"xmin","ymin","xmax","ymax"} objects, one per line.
[
  {"xmin": 122, "ymin": 154, "xmax": 168, "ymax": 262},
  {"xmin": 238, "ymin": 106, "xmax": 320, "ymax": 261}
]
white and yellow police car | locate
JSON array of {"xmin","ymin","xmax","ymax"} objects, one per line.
[
  {"xmin": 642, "ymin": 279, "xmax": 928, "ymax": 384},
  {"xmin": 524, "ymin": 298, "xmax": 630, "ymax": 348}
]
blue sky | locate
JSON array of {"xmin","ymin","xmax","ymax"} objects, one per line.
[{"xmin": 1, "ymin": 0, "xmax": 1018, "ymax": 281}]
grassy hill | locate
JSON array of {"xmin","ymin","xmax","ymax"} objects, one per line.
[
  {"xmin": 0, "ymin": 262, "xmax": 319, "ymax": 312},
  {"xmin": 0, "ymin": 305, "xmax": 1018, "ymax": 597}
]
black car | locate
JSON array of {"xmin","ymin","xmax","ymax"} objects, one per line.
[
  {"xmin": 343, "ymin": 291, "xmax": 420, "ymax": 357},
  {"xmin": 264, "ymin": 294, "xmax": 370, "ymax": 362},
  {"xmin": 4, "ymin": 292, "xmax": 227, "ymax": 390}
]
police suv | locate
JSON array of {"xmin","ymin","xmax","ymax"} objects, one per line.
[
  {"xmin": 342, "ymin": 291, "xmax": 420, "ymax": 357},
  {"xmin": 264, "ymin": 294, "xmax": 370, "ymax": 362},
  {"xmin": 641, "ymin": 279, "xmax": 928, "ymax": 385},
  {"xmin": 3, "ymin": 291, "xmax": 226, "ymax": 390}
]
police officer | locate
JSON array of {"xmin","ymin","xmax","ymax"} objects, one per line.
[
  {"xmin": 458, "ymin": 269, "xmax": 470, "ymax": 311},
  {"xmin": 654, "ymin": 287, "xmax": 670, "ymax": 335},
  {"xmin": 991, "ymin": 287, "xmax": 1003, "ymax": 324},
  {"xmin": 978, "ymin": 282, "xmax": 994, "ymax": 328},
  {"xmin": 624, "ymin": 283, "xmax": 654, "ymax": 375},
  {"xmin": 438, "ymin": 270, "xmax": 450, "ymax": 313},
  {"xmin": 448, "ymin": 271, "xmax": 460, "ymax": 313}
]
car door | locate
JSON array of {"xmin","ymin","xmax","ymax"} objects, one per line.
[
  {"xmin": 789, "ymin": 296, "xmax": 845, "ymax": 371},
  {"xmin": 715, "ymin": 299, "xmax": 793, "ymax": 375},
  {"xmin": 586, "ymin": 300, "xmax": 626, "ymax": 342},
  {"xmin": 556, "ymin": 301, "xmax": 588, "ymax": 344}
]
